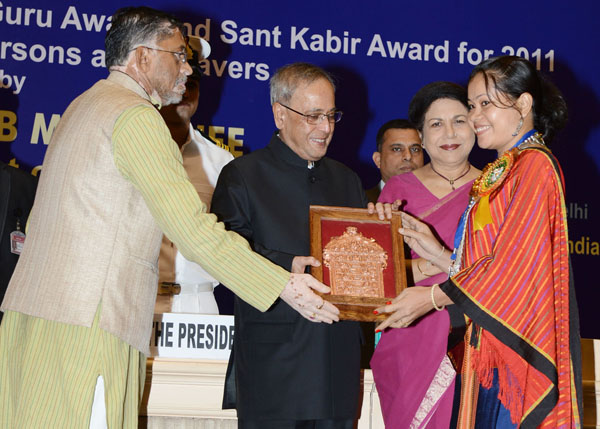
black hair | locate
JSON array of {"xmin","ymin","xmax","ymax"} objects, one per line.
[
  {"xmin": 188, "ymin": 49, "xmax": 203, "ymax": 81},
  {"xmin": 469, "ymin": 55, "xmax": 567, "ymax": 143},
  {"xmin": 375, "ymin": 119, "xmax": 417, "ymax": 152},
  {"xmin": 408, "ymin": 81, "xmax": 468, "ymax": 132},
  {"xmin": 105, "ymin": 6, "xmax": 185, "ymax": 69}
]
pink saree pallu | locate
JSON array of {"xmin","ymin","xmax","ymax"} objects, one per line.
[
  {"xmin": 371, "ymin": 172, "xmax": 472, "ymax": 428},
  {"xmin": 371, "ymin": 309, "xmax": 455, "ymax": 428}
]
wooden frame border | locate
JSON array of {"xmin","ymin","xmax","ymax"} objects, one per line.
[{"xmin": 309, "ymin": 205, "xmax": 407, "ymax": 321}]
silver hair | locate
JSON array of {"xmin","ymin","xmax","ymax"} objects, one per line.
[
  {"xmin": 105, "ymin": 7, "xmax": 185, "ymax": 69},
  {"xmin": 269, "ymin": 62, "xmax": 335, "ymax": 105}
]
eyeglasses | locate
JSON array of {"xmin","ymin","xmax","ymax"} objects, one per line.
[
  {"xmin": 132, "ymin": 46, "xmax": 188, "ymax": 64},
  {"xmin": 279, "ymin": 103, "xmax": 343, "ymax": 124}
]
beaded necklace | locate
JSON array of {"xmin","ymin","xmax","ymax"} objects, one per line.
[{"xmin": 449, "ymin": 130, "xmax": 544, "ymax": 276}]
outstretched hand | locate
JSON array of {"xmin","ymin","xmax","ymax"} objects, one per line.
[
  {"xmin": 400, "ymin": 212, "xmax": 446, "ymax": 261},
  {"xmin": 280, "ymin": 274, "xmax": 340, "ymax": 324},
  {"xmin": 374, "ymin": 286, "xmax": 433, "ymax": 331}
]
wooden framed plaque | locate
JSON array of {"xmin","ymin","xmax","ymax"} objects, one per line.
[{"xmin": 309, "ymin": 205, "xmax": 407, "ymax": 322}]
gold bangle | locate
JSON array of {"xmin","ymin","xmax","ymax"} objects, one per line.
[
  {"xmin": 416, "ymin": 259, "xmax": 431, "ymax": 277},
  {"xmin": 431, "ymin": 284, "xmax": 445, "ymax": 311},
  {"xmin": 432, "ymin": 245, "xmax": 445, "ymax": 262}
]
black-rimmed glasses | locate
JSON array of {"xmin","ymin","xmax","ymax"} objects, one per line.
[{"xmin": 279, "ymin": 103, "xmax": 343, "ymax": 124}]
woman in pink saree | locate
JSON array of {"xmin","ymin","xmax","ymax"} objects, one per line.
[{"xmin": 370, "ymin": 82, "xmax": 480, "ymax": 428}]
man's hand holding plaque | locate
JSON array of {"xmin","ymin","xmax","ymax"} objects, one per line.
[{"xmin": 279, "ymin": 273, "xmax": 340, "ymax": 324}]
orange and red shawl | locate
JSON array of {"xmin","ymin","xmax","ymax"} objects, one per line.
[{"xmin": 440, "ymin": 147, "xmax": 582, "ymax": 428}]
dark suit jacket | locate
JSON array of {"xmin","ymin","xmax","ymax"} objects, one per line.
[
  {"xmin": 212, "ymin": 133, "xmax": 367, "ymax": 420},
  {"xmin": 0, "ymin": 162, "xmax": 38, "ymax": 319},
  {"xmin": 365, "ymin": 184, "xmax": 381, "ymax": 204}
]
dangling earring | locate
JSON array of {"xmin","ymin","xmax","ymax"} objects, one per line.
[
  {"xmin": 512, "ymin": 117, "xmax": 523, "ymax": 137},
  {"xmin": 421, "ymin": 143, "xmax": 425, "ymax": 149}
]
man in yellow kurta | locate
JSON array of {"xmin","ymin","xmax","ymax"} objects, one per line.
[{"xmin": 0, "ymin": 6, "xmax": 338, "ymax": 428}]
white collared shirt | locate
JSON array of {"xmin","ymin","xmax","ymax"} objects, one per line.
[{"xmin": 159, "ymin": 125, "xmax": 234, "ymax": 287}]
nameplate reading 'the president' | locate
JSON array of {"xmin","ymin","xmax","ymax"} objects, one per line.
[{"xmin": 150, "ymin": 313, "xmax": 234, "ymax": 360}]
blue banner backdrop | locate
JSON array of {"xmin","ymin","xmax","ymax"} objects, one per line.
[{"xmin": 1, "ymin": 1, "xmax": 599, "ymax": 337}]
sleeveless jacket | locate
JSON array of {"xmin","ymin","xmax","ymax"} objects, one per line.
[{"xmin": 2, "ymin": 72, "xmax": 164, "ymax": 353}]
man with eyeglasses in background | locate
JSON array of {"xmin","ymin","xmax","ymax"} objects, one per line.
[
  {"xmin": 0, "ymin": 9, "xmax": 339, "ymax": 428},
  {"xmin": 212, "ymin": 62, "xmax": 367, "ymax": 429}
]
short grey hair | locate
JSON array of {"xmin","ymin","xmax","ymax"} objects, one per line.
[
  {"xmin": 105, "ymin": 6, "xmax": 185, "ymax": 69},
  {"xmin": 269, "ymin": 62, "xmax": 335, "ymax": 105}
]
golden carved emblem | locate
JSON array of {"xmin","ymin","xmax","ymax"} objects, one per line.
[{"xmin": 323, "ymin": 226, "xmax": 387, "ymax": 297}]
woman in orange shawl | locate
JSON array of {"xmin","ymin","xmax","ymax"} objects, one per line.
[{"xmin": 374, "ymin": 56, "xmax": 582, "ymax": 428}]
